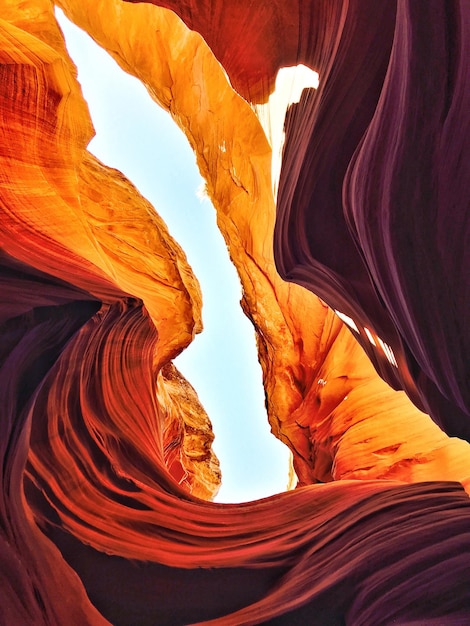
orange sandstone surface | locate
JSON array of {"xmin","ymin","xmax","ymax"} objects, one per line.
[
  {"xmin": 53, "ymin": 0, "xmax": 469, "ymax": 490},
  {"xmin": 1, "ymin": 0, "xmax": 218, "ymax": 501},
  {"xmin": 1, "ymin": 1, "xmax": 470, "ymax": 624}
]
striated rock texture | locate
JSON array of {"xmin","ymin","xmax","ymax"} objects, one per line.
[
  {"xmin": 56, "ymin": 0, "xmax": 470, "ymax": 490},
  {"xmin": 141, "ymin": 0, "xmax": 470, "ymax": 444},
  {"xmin": 1, "ymin": 0, "xmax": 470, "ymax": 624}
]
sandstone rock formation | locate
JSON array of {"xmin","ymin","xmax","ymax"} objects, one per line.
[
  {"xmin": 136, "ymin": 0, "xmax": 470, "ymax": 442},
  {"xmin": 1, "ymin": 0, "xmax": 470, "ymax": 624}
]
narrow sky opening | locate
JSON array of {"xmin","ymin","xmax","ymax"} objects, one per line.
[
  {"xmin": 255, "ymin": 64, "xmax": 319, "ymax": 199},
  {"xmin": 55, "ymin": 9, "xmax": 291, "ymax": 503}
]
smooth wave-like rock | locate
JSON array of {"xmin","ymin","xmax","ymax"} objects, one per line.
[
  {"xmin": 1, "ymin": 0, "xmax": 470, "ymax": 624},
  {"xmin": 276, "ymin": 0, "xmax": 470, "ymax": 443},
  {"xmin": 56, "ymin": 0, "xmax": 470, "ymax": 489},
  {"xmin": 134, "ymin": 0, "xmax": 470, "ymax": 440}
]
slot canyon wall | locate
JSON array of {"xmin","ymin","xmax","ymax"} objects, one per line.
[{"xmin": 1, "ymin": 0, "xmax": 470, "ymax": 624}]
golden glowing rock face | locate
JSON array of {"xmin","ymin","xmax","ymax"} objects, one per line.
[
  {"xmin": 0, "ymin": 0, "xmax": 218, "ymax": 503},
  {"xmin": 2, "ymin": 0, "xmax": 470, "ymax": 624},
  {"xmin": 53, "ymin": 0, "xmax": 470, "ymax": 491}
]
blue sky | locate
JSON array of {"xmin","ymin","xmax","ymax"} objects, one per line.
[{"xmin": 55, "ymin": 9, "xmax": 291, "ymax": 503}]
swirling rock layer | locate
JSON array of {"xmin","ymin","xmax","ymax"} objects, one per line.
[{"xmin": 1, "ymin": 0, "xmax": 470, "ymax": 624}]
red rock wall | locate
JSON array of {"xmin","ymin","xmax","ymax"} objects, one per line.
[
  {"xmin": 1, "ymin": 0, "xmax": 470, "ymax": 624},
  {"xmin": 138, "ymin": 0, "xmax": 470, "ymax": 441}
]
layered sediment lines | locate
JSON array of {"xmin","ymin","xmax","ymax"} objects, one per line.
[
  {"xmin": 139, "ymin": 0, "xmax": 470, "ymax": 442},
  {"xmin": 1, "ymin": 0, "xmax": 470, "ymax": 624}
]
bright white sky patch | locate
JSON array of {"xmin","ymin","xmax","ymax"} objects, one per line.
[
  {"xmin": 378, "ymin": 338, "xmax": 398, "ymax": 367},
  {"xmin": 55, "ymin": 9, "xmax": 292, "ymax": 503},
  {"xmin": 334, "ymin": 310, "xmax": 359, "ymax": 333},
  {"xmin": 364, "ymin": 327, "xmax": 376, "ymax": 346},
  {"xmin": 255, "ymin": 64, "xmax": 319, "ymax": 199}
]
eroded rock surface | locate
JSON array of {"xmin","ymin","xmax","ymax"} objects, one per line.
[
  {"xmin": 137, "ymin": 0, "xmax": 470, "ymax": 442},
  {"xmin": 1, "ymin": 0, "xmax": 470, "ymax": 624}
]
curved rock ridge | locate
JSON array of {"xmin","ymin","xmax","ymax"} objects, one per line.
[
  {"xmin": 55, "ymin": 0, "xmax": 470, "ymax": 489},
  {"xmin": 1, "ymin": 0, "xmax": 219, "ymax": 564},
  {"xmin": 136, "ymin": 0, "xmax": 470, "ymax": 441},
  {"xmin": 1, "ymin": 0, "xmax": 470, "ymax": 624},
  {"xmin": 275, "ymin": 0, "xmax": 470, "ymax": 443}
]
